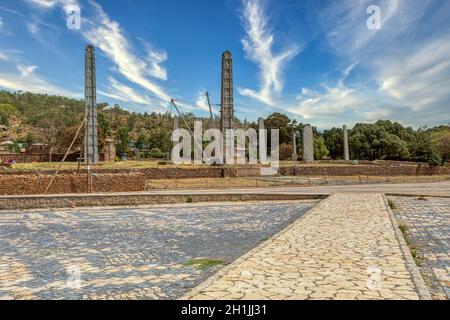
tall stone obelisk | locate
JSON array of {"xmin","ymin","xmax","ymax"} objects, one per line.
[
  {"xmin": 292, "ymin": 131, "xmax": 298, "ymax": 161},
  {"xmin": 303, "ymin": 125, "xmax": 314, "ymax": 162},
  {"xmin": 221, "ymin": 51, "xmax": 234, "ymax": 162},
  {"xmin": 84, "ymin": 45, "xmax": 99, "ymax": 164},
  {"xmin": 343, "ymin": 125, "xmax": 350, "ymax": 161},
  {"xmin": 220, "ymin": 51, "xmax": 234, "ymax": 134}
]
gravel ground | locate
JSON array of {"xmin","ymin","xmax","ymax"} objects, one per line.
[
  {"xmin": 391, "ymin": 196, "xmax": 450, "ymax": 300},
  {"xmin": 0, "ymin": 200, "xmax": 316, "ymax": 300}
]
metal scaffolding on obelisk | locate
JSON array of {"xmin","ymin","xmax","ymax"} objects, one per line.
[
  {"xmin": 220, "ymin": 51, "xmax": 234, "ymax": 162},
  {"xmin": 84, "ymin": 44, "xmax": 99, "ymax": 165},
  {"xmin": 220, "ymin": 51, "xmax": 234, "ymax": 132}
]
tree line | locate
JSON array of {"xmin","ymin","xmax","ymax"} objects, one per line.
[{"xmin": 1, "ymin": 91, "xmax": 449, "ymax": 165}]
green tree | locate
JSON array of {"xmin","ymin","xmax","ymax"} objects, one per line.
[
  {"xmin": 409, "ymin": 129, "xmax": 442, "ymax": 166},
  {"xmin": 0, "ymin": 103, "xmax": 18, "ymax": 126},
  {"xmin": 116, "ymin": 126, "xmax": 130, "ymax": 157},
  {"xmin": 149, "ymin": 147, "xmax": 163, "ymax": 158},
  {"xmin": 349, "ymin": 123, "xmax": 409, "ymax": 161},
  {"xmin": 323, "ymin": 127, "xmax": 344, "ymax": 159},
  {"xmin": 314, "ymin": 136, "xmax": 330, "ymax": 160},
  {"xmin": 264, "ymin": 112, "xmax": 293, "ymax": 145},
  {"xmin": 433, "ymin": 131, "xmax": 450, "ymax": 165}
]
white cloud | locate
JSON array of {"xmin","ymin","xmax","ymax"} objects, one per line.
[
  {"xmin": 81, "ymin": 1, "xmax": 171, "ymax": 102},
  {"xmin": 0, "ymin": 16, "xmax": 3, "ymax": 29},
  {"xmin": 147, "ymin": 49, "xmax": 168, "ymax": 81},
  {"xmin": 24, "ymin": 0, "xmax": 171, "ymax": 104},
  {"xmin": 238, "ymin": 0, "xmax": 299, "ymax": 106},
  {"xmin": 26, "ymin": 0, "xmax": 77, "ymax": 11},
  {"xmin": 0, "ymin": 63, "xmax": 80, "ymax": 97},
  {"xmin": 290, "ymin": 0, "xmax": 450, "ymax": 127},
  {"xmin": 26, "ymin": 0, "xmax": 59, "ymax": 8},
  {"xmin": 26, "ymin": 21, "xmax": 38, "ymax": 35},
  {"xmin": 139, "ymin": 40, "xmax": 168, "ymax": 81},
  {"xmin": 99, "ymin": 77, "xmax": 153, "ymax": 105},
  {"xmin": 377, "ymin": 38, "xmax": 450, "ymax": 111},
  {"xmin": 0, "ymin": 51, "xmax": 8, "ymax": 61},
  {"xmin": 288, "ymin": 83, "xmax": 380, "ymax": 120},
  {"xmin": 195, "ymin": 93, "xmax": 209, "ymax": 112},
  {"xmin": 320, "ymin": 0, "xmax": 401, "ymax": 57}
]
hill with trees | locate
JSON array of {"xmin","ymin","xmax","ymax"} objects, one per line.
[{"xmin": 0, "ymin": 90, "xmax": 449, "ymax": 165}]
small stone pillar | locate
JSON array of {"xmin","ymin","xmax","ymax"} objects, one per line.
[
  {"xmin": 258, "ymin": 118, "xmax": 266, "ymax": 163},
  {"xmin": 303, "ymin": 125, "xmax": 314, "ymax": 162},
  {"xmin": 173, "ymin": 116, "xmax": 179, "ymax": 131},
  {"xmin": 133, "ymin": 148, "xmax": 141, "ymax": 161},
  {"xmin": 258, "ymin": 117, "xmax": 265, "ymax": 131},
  {"xmin": 292, "ymin": 131, "xmax": 298, "ymax": 161},
  {"xmin": 104, "ymin": 138, "xmax": 116, "ymax": 163},
  {"xmin": 343, "ymin": 125, "xmax": 350, "ymax": 161}
]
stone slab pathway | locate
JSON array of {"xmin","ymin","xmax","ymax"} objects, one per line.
[
  {"xmin": 182, "ymin": 193, "xmax": 427, "ymax": 300},
  {"xmin": 0, "ymin": 201, "xmax": 315, "ymax": 300},
  {"xmin": 391, "ymin": 196, "xmax": 449, "ymax": 300}
]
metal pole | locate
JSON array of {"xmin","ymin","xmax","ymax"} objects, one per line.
[
  {"xmin": 171, "ymin": 99, "xmax": 209, "ymax": 163},
  {"xmin": 205, "ymin": 91, "xmax": 215, "ymax": 130},
  {"xmin": 85, "ymin": 109, "xmax": 92, "ymax": 193},
  {"xmin": 45, "ymin": 119, "xmax": 85, "ymax": 194}
]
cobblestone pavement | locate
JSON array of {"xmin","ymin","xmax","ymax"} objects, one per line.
[
  {"xmin": 183, "ymin": 193, "xmax": 424, "ymax": 300},
  {"xmin": 142, "ymin": 181, "xmax": 450, "ymax": 197},
  {"xmin": 391, "ymin": 196, "xmax": 450, "ymax": 300},
  {"xmin": 0, "ymin": 201, "xmax": 315, "ymax": 300}
]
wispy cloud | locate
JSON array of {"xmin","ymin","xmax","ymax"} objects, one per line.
[
  {"xmin": 99, "ymin": 77, "xmax": 153, "ymax": 105},
  {"xmin": 0, "ymin": 51, "xmax": 8, "ymax": 61},
  {"xmin": 288, "ymin": 82, "xmax": 393, "ymax": 124},
  {"xmin": 81, "ymin": 1, "xmax": 171, "ymax": 102},
  {"xmin": 24, "ymin": 0, "xmax": 172, "ymax": 104},
  {"xmin": 288, "ymin": 0, "xmax": 450, "ymax": 128},
  {"xmin": 377, "ymin": 36, "xmax": 450, "ymax": 112},
  {"xmin": 0, "ymin": 63, "xmax": 80, "ymax": 97},
  {"xmin": 138, "ymin": 39, "xmax": 168, "ymax": 81},
  {"xmin": 195, "ymin": 93, "xmax": 209, "ymax": 112},
  {"xmin": 26, "ymin": 0, "xmax": 59, "ymax": 8},
  {"xmin": 238, "ymin": 0, "xmax": 300, "ymax": 106},
  {"xmin": 26, "ymin": 0, "xmax": 78, "ymax": 12}
]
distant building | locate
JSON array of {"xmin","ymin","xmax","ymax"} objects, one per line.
[
  {"xmin": 103, "ymin": 139, "xmax": 116, "ymax": 163},
  {"xmin": 26, "ymin": 143, "xmax": 50, "ymax": 154},
  {"xmin": 0, "ymin": 141, "xmax": 13, "ymax": 154}
]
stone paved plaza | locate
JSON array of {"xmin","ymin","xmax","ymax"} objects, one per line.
[
  {"xmin": 0, "ymin": 201, "xmax": 315, "ymax": 300},
  {"xmin": 183, "ymin": 193, "xmax": 426, "ymax": 300},
  {"xmin": 391, "ymin": 196, "xmax": 450, "ymax": 300}
]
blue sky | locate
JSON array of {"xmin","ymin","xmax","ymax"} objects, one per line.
[{"xmin": 0, "ymin": 0, "xmax": 449, "ymax": 129}]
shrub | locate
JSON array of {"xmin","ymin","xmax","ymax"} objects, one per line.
[{"xmin": 149, "ymin": 147, "xmax": 163, "ymax": 158}]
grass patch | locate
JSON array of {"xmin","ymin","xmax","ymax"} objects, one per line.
[
  {"xmin": 260, "ymin": 237, "xmax": 270, "ymax": 242},
  {"xmin": 398, "ymin": 224, "xmax": 421, "ymax": 266},
  {"xmin": 184, "ymin": 258, "xmax": 224, "ymax": 269},
  {"xmin": 388, "ymin": 199, "xmax": 397, "ymax": 210},
  {"xmin": 186, "ymin": 196, "xmax": 193, "ymax": 203}
]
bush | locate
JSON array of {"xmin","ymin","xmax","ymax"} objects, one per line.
[
  {"xmin": 149, "ymin": 147, "xmax": 163, "ymax": 158},
  {"xmin": 279, "ymin": 143, "xmax": 293, "ymax": 160}
]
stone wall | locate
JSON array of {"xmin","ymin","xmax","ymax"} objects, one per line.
[
  {"xmin": 279, "ymin": 164, "xmax": 450, "ymax": 176},
  {"xmin": 0, "ymin": 153, "xmax": 79, "ymax": 163},
  {"xmin": 1, "ymin": 162, "xmax": 449, "ymax": 195},
  {"xmin": 0, "ymin": 193, "xmax": 326, "ymax": 210},
  {"xmin": 0, "ymin": 166, "xmax": 258, "ymax": 179},
  {"xmin": 0, "ymin": 172, "xmax": 146, "ymax": 195}
]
